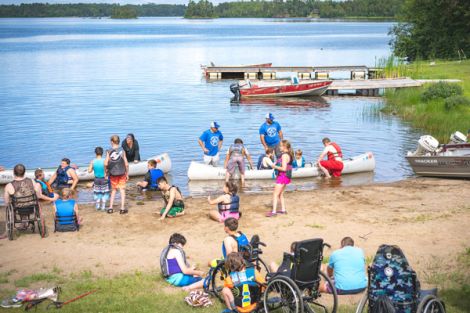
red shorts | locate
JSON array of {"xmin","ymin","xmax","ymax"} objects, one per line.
[
  {"xmin": 319, "ymin": 160, "xmax": 344, "ymax": 177},
  {"xmin": 110, "ymin": 175, "xmax": 127, "ymax": 189}
]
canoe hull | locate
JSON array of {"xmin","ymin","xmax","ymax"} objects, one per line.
[
  {"xmin": 0, "ymin": 153, "xmax": 171, "ymax": 185},
  {"xmin": 188, "ymin": 152, "xmax": 375, "ymax": 180}
]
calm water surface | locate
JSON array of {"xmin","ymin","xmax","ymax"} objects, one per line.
[{"xmin": 0, "ymin": 17, "xmax": 419, "ymax": 201}]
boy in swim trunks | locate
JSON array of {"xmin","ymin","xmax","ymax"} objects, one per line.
[{"xmin": 158, "ymin": 176, "xmax": 185, "ymax": 221}]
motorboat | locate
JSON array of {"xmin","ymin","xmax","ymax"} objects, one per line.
[
  {"xmin": 187, "ymin": 152, "xmax": 375, "ymax": 180},
  {"xmin": 230, "ymin": 78, "xmax": 332, "ymax": 100},
  {"xmin": 406, "ymin": 133, "xmax": 470, "ymax": 178},
  {"xmin": 0, "ymin": 153, "xmax": 172, "ymax": 185}
]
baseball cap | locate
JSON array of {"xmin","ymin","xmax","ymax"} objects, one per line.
[
  {"xmin": 265, "ymin": 113, "xmax": 274, "ymax": 120},
  {"xmin": 210, "ymin": 121, "xmax": 220, "ymax": 129}
]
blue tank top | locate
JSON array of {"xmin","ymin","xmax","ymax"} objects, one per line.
[
  {"xmin": 93, "ymin": 158, "xmax": 105, "ymax": 178},
  {"xmin": 55, "ymin": 199, "xmax": 76, "ymax": 225}
]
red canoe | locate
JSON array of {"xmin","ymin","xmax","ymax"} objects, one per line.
[{"xmin": 230, "ymin": 79, "xmax": 332, "ymax": 100}]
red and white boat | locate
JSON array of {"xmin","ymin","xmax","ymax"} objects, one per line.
[{"xmin": 230, "ymin": 78, "xmax": 332, "ymax": 100}]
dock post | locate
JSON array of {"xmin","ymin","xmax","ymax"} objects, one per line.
[
  {"xmin": 299, "ymin": 72, "xmax": 311, "ymax": 80},
  {"xmin": 315, "ymin": 72, "xmax": 329, "ymax": 80},
  {"xmin": 209, "ymin": 72, "xmax": 220, "ymax": 80}
]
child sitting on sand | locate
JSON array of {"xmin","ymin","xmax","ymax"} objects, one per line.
[
  {"xmin": 160, "ymin": 233, "xmax": 205, "ymax": 287},
  {"xmin": 54, "ymin": 188, "xmax": 82, "ymax": 229},
  {"xmin": 220, "ymin": 252, "xmax": 265, "ymax": 313},
  {"xmin": 158, "ymin": 176, "xmax": 185, "ymax": 221},
  {"xmin": 208, "ymin": 181, "xmax": 240, "ymax": 223},
  {"xmin": 292, "ymin": 149, "xmax": 305, "ymax": 168},
  {"xmin": 257, "ymin": 148, "xmax": 275, "ymax": 170}
]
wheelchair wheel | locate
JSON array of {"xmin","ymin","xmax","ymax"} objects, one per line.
[
  {"xmin": 210, "ymin": 261, "xmax": 228, "ymax": 302},
  {"xmin": 305, "ymin": 271, "xmax": 338, "ymax": 313},
  {"xmin": 417, "ymin": 295, "xmax": 446, "ymax": 313},
  {"xmin": 264, "ymin": 275, "xmax": 304, "ymax": 313},
  {"xmin": 36, "ymin": 205, "xmax": 46, "ymax": 238},
  {"xmin": 355, "ymin": 291, "xmax": 368, "ymax": 313},
  {"xmin": 6, "ymin": 204, "xmax": 15, "ymax": 241},
  {"xmin": 255, "ymin": 258, "xmax": 270, "ymax": 278}
]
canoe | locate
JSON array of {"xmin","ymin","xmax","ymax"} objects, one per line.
[
  {"xmin": 187, "ymin": 152, "xmax": 375, "ymax": 180},
  {"xmin": 0, "ymin": 153, "xmax": 171, "ymax": 185}
]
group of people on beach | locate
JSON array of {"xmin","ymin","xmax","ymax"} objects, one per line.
[
  {"xmin": 198, "ymin": 112, "xmax": 345, "ymax": 216},
  {"xmin": 160, "ymin": 219, "xmax": 367, "ymax": 312}
]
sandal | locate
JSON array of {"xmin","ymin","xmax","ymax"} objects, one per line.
[
  {"xmin": 119, "ymin": 209, "xmax": 128, "ymax": 215},
  {"xmin": 277, "ymin": 210, "xmax": 288, "ymax": 214},
  {"xmin": 265, "ymin": 212, "xmax": 277, "ymax": 217},
  {"xmin": 107, "ymin": 208, "xmax": 114, "ymax": 214}
]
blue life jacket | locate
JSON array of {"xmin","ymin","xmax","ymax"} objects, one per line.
[
  {"xmin": 149, "ymin": 168, "xmax": 164, "ymax": 190},
  {"xmin": 35, "ymin": 179, "xmax": 54, "ymax": 197},
  {"xmin": 257, "ymin": 154, "xmax": 271, "ymax": 170},
  {"xmin": 222, "ymin": 232, "xmax": 249, "ymax": 259},
  {"xmin": 55, "ymin": 199, "xmax": 76, "ymax": 225},
  {"xmin": 56, "ymin": 166, "xmax": 72, "ymax": 187},
  {"xmin": 218, "ymin": 194, "xmax": 240, "ymax": 214},
  {"xmin": 229, "ymin": 266, "xmax": 261, "ymax": 312}
]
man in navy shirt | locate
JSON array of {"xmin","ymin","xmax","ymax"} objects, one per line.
[
  {"xmin": 259, "ymin": 113, "xmax": 283, "ymax": 157},
  {"xmin": 198, "ymin": 121, "xmax": 224, "ymax": 166}
]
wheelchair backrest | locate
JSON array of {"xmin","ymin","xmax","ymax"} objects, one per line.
[
  {"xmin": 368, "ymin": 244, "xmax": 419, "ymax": 313},
  {"xmin": 12, "ymin": 193, "xmax": 38, "ymax": 209},
  {"xmin": 291, "ymin": 238, "xmax": 324, "ymax": 289}
]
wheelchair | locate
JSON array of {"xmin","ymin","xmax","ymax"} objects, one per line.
[
  {"xmin": 355, "ymin": 244, "xmax": 446, "ymax": 313},
  {"xmin": 206, "ymin": 234, "xmax": 271, "ymax": 303},
  {"xmin": 263, "ymin": 238, "xmax": 338, "ymax": 313},
  {"xmin": 6, "ymin": 194, "xmax": 46, "ymax": 240}
]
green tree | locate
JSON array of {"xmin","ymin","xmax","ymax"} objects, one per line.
[{"xmin": 390, "ymin": 0, "xmax": 470, "ymax": 60}]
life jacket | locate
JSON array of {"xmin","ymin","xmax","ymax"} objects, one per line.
[
  {"xmin": 327, "ymin": 143, "xmax": 343, "ymax": 161},
  {"xmin": 218, "ymin": 193, "xmax": 239, "ymax": 214},
  {"xmin": 368, "ymin": 245, "xmax": 419, "ymax": 313},
  {"xmin": 35, "ymin": 179, "xmax": 54, "ymax": 197},
  {"xmin": 228, "ymin": 266, "xmax": 261, "ymax": 313},
  {"xmin": 149, "ymin": 168, "xmax": 163, "ymax": 190},
  {"xmin": 275, "ymin": 153, "xmax": 293, "ymax": 179},
  {"xmin": 55, "ymin": 199, "xmax": 76, "ymax": 225},
  {"xmin": 222, "ymin": 232, "xmax": 250, "ymax": 259},
  {"xmin": 11, "ymin": 178, "xmax": 37, "ymax": 208},
  {"xmin": 56, "ymin": 166, "xmax": 72, "ymax": 187},
  {"xmin": 163, "ymin": 186, "xmax": 184, "ymax": 208},
  {"xmin": 229, "ymin": 143, "xmax": 244, "ymax": 158},
  {"xmin": 160, "ymin": 244, "xmax": 189, "ymax": 278},
  {"xmin": 257, "ymin": 154, "xmax": 271, "ymax": 170},
  {"xmin": 107, "ymin": 148, "xmax": 126, "ymax": 176},
  {"xmin": 293, "ymin": 157, "xmax": 305, "ymax": 168}
]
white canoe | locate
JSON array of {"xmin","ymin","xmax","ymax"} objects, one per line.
[
  {"xmin": 0, "ymin": 153, "xmax": 171, "ymax": 185},
  {"xmin": 187, "ymin": 152, "xmax": 375, "ymax": 180}
]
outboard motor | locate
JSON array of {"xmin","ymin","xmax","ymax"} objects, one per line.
[
  {"xmin": 408, "ymin": 135, "xmax": 440, "ymax": 156},
  {"xmin": 449, "ymin": 131, "xmax": 467, "ymax": 144},
  {"xmin": 230, "ymin": 82, "xmax": 241, "ymax": 102}
]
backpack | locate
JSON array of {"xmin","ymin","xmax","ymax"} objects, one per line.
[
  {"xmin": 368, "ymin": 245, "xmax": 419, "ymax": 313},
  {"xmin": 107, "ymin": 148, "xmax": 126, "ymax": 176}
]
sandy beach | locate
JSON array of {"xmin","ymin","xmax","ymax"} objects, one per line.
[{"xmin": 1, "ymin": 177, "xmax": 469, "ymax": 291}]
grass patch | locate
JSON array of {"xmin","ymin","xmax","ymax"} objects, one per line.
[
  {"xmin": 306, "ymin": 223, "xmax": 325, "ymax": 229},
  {"xmin": 383, "ymin": 59, "xmax": 470, "ymax": 142},
  {"xmin": 15, "ymin": 272, "xmax": 61, "ymax": 287},
  {"xmin": 0, "ymin": 270, "xmax": 16, "ymax": 284}
]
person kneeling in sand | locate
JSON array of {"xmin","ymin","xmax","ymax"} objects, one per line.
[
  {"xmin": 208, "ymin": 181, "xmax": 240, "ymax": 223},
  {"xmin": 160, "ymin": 233, "xmax": 204, "ymax": 287},
  {"xmin": 158, "ymin": 177, "xmax": 185, "ymax": 221},
  {"xmin": 319, "ymin": 236, "xmax": 367, "ymax": 295}
]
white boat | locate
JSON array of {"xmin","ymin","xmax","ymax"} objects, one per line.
[
  {"xmin": 187, "ymin": 152, "xmax": 375, "ymax": 180},
  {"xmin": 0, "ymin": 153, "xmax": 172, "ymax": 185}
]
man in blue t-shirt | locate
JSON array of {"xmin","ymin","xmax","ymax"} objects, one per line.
[
  {"xmin": 198, "ymin": 121, "xmax": 224, "ymax": 166},
  {"xmin": 320, "ymin": 237, "xmax": 367, "ymax": 295},
  {"xmin": 259, "ymin": 113, "xmax": 283, "ymax": 157}
]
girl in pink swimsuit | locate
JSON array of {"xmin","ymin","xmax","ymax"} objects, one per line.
[
  {"xmin": 266, "ymin": 139, "xmax": 293, "ymax": 217},
  {"xmin": 208, "ymin": 181, "xmax": 240, "ymax": 222}
]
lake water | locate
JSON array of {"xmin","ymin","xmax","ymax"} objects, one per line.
[{"xmin": 0, "ymin": 17, "xmax": 419, "ymax": 201}]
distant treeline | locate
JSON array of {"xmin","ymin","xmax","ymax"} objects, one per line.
[
  {"xmin": 186, "ymin": 0, "xmax": 405, "ymax": 19},
  {"xmin": 0, "ymin": 0, "xmax": 403, "ymax": 18},
  {"xmin": 0, "ymin": 3, "xmax": 186, "ymax": 18}
]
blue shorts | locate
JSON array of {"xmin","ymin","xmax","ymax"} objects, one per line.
[{"xmin": 166, "ymin": 273, "xmax": 202, "ymax": 287}]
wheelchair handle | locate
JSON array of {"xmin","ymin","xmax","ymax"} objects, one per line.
[
  {"xmin": 323, "ymin": 243, "xmax": 331, "ymax": 249},
  {"xmin": 258, "ymin": 241, "xmax": 266, "ymax": 247}
]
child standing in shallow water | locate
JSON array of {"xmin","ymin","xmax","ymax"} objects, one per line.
[{"xmin": 88, "ymin": 147, "xmax": 109, "ymax": 211}]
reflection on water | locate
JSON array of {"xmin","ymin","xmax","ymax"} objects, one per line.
[
  {"xmin": 234, "ymin": 96, "xmax": 330, "ymax": 108},
  {"xmin": 0, "ymin": 17, "xmax": 419, "ymax": 203}
]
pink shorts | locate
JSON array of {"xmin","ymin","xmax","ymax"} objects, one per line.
[
  {"xmin": 275, "ymin": 172, "xmax": 291, "ymax": 185},
  {"xmin": 219, "ymin": 211, "xmax": 240, "ymax": 222}
]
